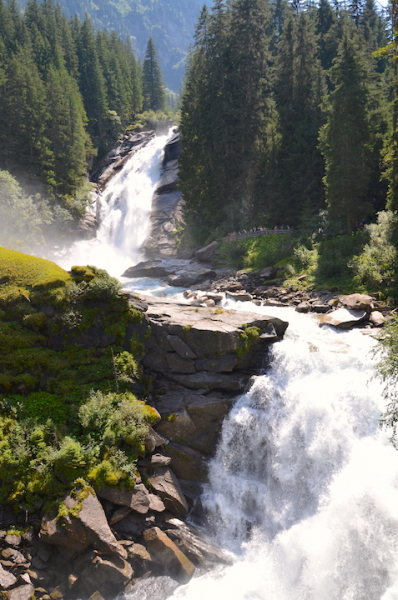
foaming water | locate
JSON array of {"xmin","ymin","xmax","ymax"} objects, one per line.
[
  {"xmin": 55, "ymin": 133, "xmax": 170, "ymax": 278},
  {"xmin": 167, "ymin": 307, "xmax": 398, "ymax": 600}
]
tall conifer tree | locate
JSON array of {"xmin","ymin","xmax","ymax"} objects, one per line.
[
  {"xmin": 319, "ymin": 21, "xmax": 372, "ymax": 233},
  {"xmin": 142, "ymin": 37, "xmax": 165, "ymax": 111}
]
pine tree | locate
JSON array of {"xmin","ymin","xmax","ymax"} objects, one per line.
[
  {"xmin": 226, "ymin": 0, "xmax": 273, "ymax": 226},
  {"xmin": 272, "ymin": 12, "xmax": 325, "ymax": 226},
  {"xmin": 0, "ymin": 43, "xmax": 53, "ymax": 182},
  {"xmin": 179, "ymin": 6, "xmax": 215, "ymax": 242},
  {"xmin": 142, "ymin": 37, "xmax": 166, "ymax": 111},
  {"xmin": 76, "ymin": 16, "xmax": 108, "ymax": 138},
  {"xmin": 319, "ymin": 21, "xmax": 373, "ymax": 233},
  {"xmin": 45, "ymin": 66, "xmax": 89, "ymax": 195},
  {"xmin": 316, "ymin": 0, "xmax": 338, "ymax": 72},
  {"xmin": 384, "ymin": 0, "xmax": 398, "ymax": 211},
  {"xmin": 125, "ymin": 36, "xmax": 142, "ymax": 115}
]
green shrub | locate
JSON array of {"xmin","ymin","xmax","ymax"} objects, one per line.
[
  {"xmin": 68, "ymin": 265, "xmax": 121, "ymax": 301},
  {"xmin": 375, "ymin": 315, "xmax": 398, "ymax": 445},
  {"xmin": 54, "ymin": 437, "xmax": 86, "ymax": 482},
  {"xmin": 350, "ymin": 211, "xmax": 398, "ymax": 289},
  {"xmin": 294, "ymin": 245, "xmax": 317, "ymax": 269},
  {"xmin": 315, "ymin": 233, "xmax": 364, "ymax": 282},
  {"xmin": 218, "ymin": 234, "xmax": 297, "ymax": 270},
  {"xmin": 11, "ymin": 392, "xmax": 68, "ymax": 425}
]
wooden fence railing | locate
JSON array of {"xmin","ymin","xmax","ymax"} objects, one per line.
[{"xmin": 221, "ymin": 229, "xmax": 294, "ymax": 243}]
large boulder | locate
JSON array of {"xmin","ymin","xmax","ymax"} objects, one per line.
[
  {"xmin": 195, "ymin": 242, "xmax": 218, "ymax": 263},
  {"xmin": 154, "ymin": 391, "xmax": 231, "ymax": 456},
  {"xmin": 4, "ymin": 585, "xmax": 34, "ymax": 600},
  {"xmin": 164, "ymin": 442, "xmax": 208, "ymax": 482},
  {"xmin": 318, "ymin": 308, "xmax": 367, "ymax": 329},
  {"xmin": 40, "ymin": 490, "xmax": 127, "ymax": 559},
  {"xmin": 340, "ymin": 293, "xmax": 374, "ymax": 312},
  {"xmin": 164, "ymin": 518, "xmax": 232, "ymax": 569},
  {"xmin": 166, "ymin": 266, "xmax": 217, "ymax": 287},
  {"xmin": 0, "ymin": 563, "xmax": 17, "ymax": 588},
  {"xmin": 144, "ymin": 467, "xmax": 189, "ymax": 517},
  {"xmin": 95, "ymin": 484, "xmax": 151, "ymax": 515},
  {"xmin": 155, "ymin": 407, "xmax": 196, "ymax": 441},
  {"xmin": 77, "ymin": 551, "xmax": 133, "ymax": 599},
  {"xmin": 143, "ymin": 528, "xmax": 195, "ymax": 583}
]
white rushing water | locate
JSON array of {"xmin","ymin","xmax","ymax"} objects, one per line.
[
  {"xmin": 168, "ymin": 304, "xmax": 398, "ymax": 600},
  {"xmin": 55, "ymin": 132, "xmax": 170, "ymax": 279}
]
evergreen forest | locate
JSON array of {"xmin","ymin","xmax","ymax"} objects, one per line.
[
  {"xmin": 179, "ymin": 0, "xmax": 396, "ymax": 246},
  {"xmin": 0, "ymin": 0, "xmax": 167, "ymax": 244}
]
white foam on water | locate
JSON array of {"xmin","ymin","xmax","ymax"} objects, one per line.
[
  {"xmin": 167, "ymin": 307, "xmax": 398, "ymax": 600},
  {"xmin": 55, "ymin": 133, "xmax": 170, "ymax": 279}
]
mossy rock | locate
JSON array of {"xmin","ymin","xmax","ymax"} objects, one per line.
[{"xmin": 0, "ymin": 248, "xmax": 72, "ymax": 292}]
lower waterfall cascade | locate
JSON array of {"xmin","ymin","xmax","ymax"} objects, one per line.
[
  {"xmin": 166, "ymin": 305, "xmax": 398, "ymax": 600},
  {"xmin": 52, "ymin": 134, "xmax": 398, "ymax": 599}
]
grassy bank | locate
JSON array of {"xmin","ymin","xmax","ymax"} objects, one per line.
[
  {"xmin": 216, "ymin": 211, "xmax": 398, "ymax": 301},
  {"xmin": 0, "ymin": 248, "xmax": 154, "ymax": 516}
]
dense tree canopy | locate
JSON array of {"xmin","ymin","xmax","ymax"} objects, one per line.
[
  {"xmin": 179, "ymin": 0, "xmax": 390, "ymax": 244},
  {"xmin": 0, "ymin": 0, "xmax": 169, "ymax": 210}
]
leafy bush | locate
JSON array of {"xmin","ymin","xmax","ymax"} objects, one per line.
[
  {"xmin": 350, "ymin": 211, "xmax": 398, "ymax": 289},
  {"xmin": 0, "ymin": 171, "xmax": 53, "ymax": 251},
  {"xmin": 132, "ymin": 110, "xmax": 176, "ymax": 134},
  {"xmin": 79, "ymin": 390, "xmax": 149, "ymax": 454},
  {"xmin": 375, "ymin": 315, "xmax": 398, "ymax": 445},
  {"xmin": 218, "ymin": 234, "xmax": 297, "ymax": 270},
  {"xmin": 315, "ymin": 233, "xmax": 364, "ymax": 281},
  {"xmin": 69, "ymin": 265, "xmax": 121, "ymax": 300},
  {"xmin": 54, "ymin": 437, "xmax": 86, "ymax": 482},
  {"xmin": 294, "ymin": 245, "xmax": 317, "ymax": 269},
  {"xmin": 0, "ymin": 389, "xmax": 156, "ymax": 509}
]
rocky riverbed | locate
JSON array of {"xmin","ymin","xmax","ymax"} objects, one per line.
[{"xmin": 0, "ymin": 290, "xmax": 288, "ymax": 600}]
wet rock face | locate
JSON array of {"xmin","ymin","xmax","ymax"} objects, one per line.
[
  {"xmin": 131, "ymin": 293, "xmax": 288, "ymax": 393},
  {"xmin": 90, "ymin": 132, "xmax": 156, "ymax": 189},
  {"xmin": 143, "ymin": 131, "xmax": 184, "ymax": 258}
]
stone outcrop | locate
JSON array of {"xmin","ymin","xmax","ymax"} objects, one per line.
[
  {"xmin": 195, "ymin": 241, "xmax": 218, "ymax": 263},
  {"xmin": 203, "ymin": 272, "xmax": 395, "ymax": 331},
  {"xmin": 122, "ymin": 258, "xmax": 216, "ymax": 287},
  {"xmin": 128, "ymin": 293, "xmax": 288, "ymax": 393},
  {"xmin": 144, "ymin": 467, "xmax": 189, "ymax": 517},
  {"xmin": 143, "ymin": 528, "xmax": 195, "ymax": 583},
  {"xmin": 0, "ymin": 276, "xmax": 290, "ymax": 600},
  {"xmin": 90, "ymin": 132, "xmax": 155, "ymax": 190},
  {"xmin": 317, "ymin": 307, "xmax": 368, "ymax": 329},
  {"xmin": 143, "ymin": 132, "xmax": 184, "ymax": 258},
  {"xmin": 40, "ymin": 491, "xmax": 127, "ymax": 559}
]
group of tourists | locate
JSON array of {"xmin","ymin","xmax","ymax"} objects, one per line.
[{"xmin": 226, "ymin": 225, "xmax": 292, "ymax": 237}]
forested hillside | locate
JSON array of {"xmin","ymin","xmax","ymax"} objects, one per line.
[
  {"xmin": 0, "ymin": 0, "xmax": 168, "ymax": 246},
  {"xmin": 16, "ymin": 0, "xmax": 203, "ymax": 91},
  {"xmin": 179, "ymin": 0, "xmax": 393, "ymax": 243}
]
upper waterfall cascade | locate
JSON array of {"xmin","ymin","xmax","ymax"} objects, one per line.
[{"xmin": 56, "ymin": 132, "xmax": 170, "ymax": 278}]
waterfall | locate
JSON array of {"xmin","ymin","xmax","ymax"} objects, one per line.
[
  {"xmin": 167, "ymin": 306, "xmax": 398, "ymax": 600},
  {"xmin": 50, "ymin": 128, "xmax": 398, "ymax": 598},
  {"xmin": 55, "ymin": 132, "xmax": 170, "ymax": 278}
]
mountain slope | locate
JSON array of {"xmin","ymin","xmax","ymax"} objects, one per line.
[{"xmin": 18, "ymin": 0, "xmax": 203, "ymax": 91}]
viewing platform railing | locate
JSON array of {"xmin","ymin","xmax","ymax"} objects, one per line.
[{"xmin": 221, "ymin": 229, "xmax": 294, "ymax": 242}]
